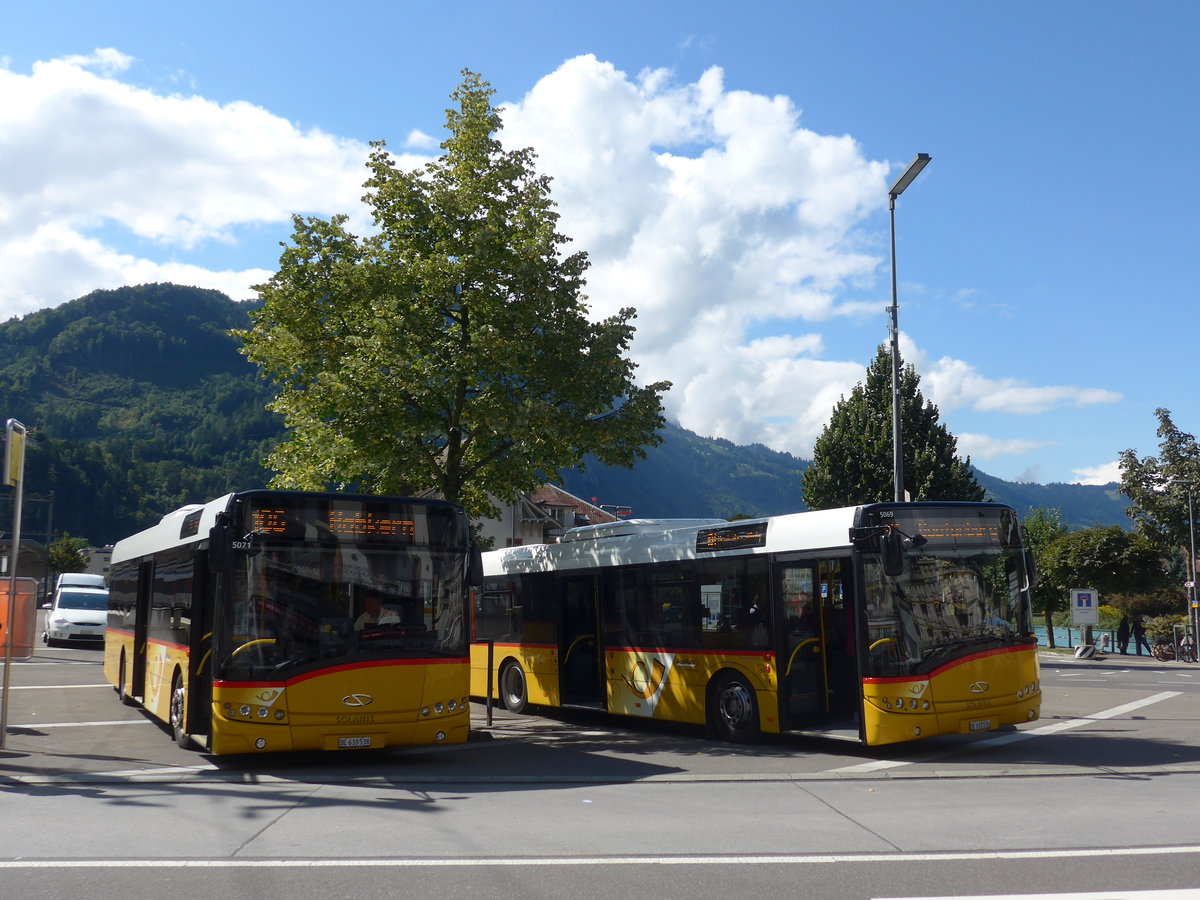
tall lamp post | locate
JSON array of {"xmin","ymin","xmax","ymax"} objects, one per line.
[
  {"xmin": 888, "ymin": 153, "xmax": 932, "ymax": 503},
  {"xmin": 1172, "ymin": 479, "xmax": 1198, "ymax": 651}
]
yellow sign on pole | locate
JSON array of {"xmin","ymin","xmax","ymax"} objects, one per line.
[{"xmin": 4, "ymin": 419, "xmax": 26, "ymax": 487}]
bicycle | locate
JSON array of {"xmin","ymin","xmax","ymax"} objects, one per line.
[
  {"xmin": 1151, "ymin": 641, "xmax": 1176, "ymax": 662},
  {"xmin": 1178, "ymin": 636, "xmax": 1197, "ymax": 664}
]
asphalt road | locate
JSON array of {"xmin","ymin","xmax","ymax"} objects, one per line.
[{"xmin": 2, "ymin": 642, "xmax": 1198, "ymax": 900}]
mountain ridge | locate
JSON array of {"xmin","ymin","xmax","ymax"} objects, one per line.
[{"xmin": 0, "ymin": 283, "xmax": 1130, "ymax": 544}]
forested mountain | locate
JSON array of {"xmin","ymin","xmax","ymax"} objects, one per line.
[
  {"xmin": 0, "ymin": 283, "xmax": 1130, "ymax": 545},
  {"xmin": 0, "ymin": 284, "xmax": 280, "ymax": 544}
]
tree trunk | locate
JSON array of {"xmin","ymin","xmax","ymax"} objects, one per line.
[{"xmin": 1043, "ymin": 609, "xmax": 1055, "ymax": 648}]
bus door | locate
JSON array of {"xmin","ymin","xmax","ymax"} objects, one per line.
[
  {"xmin": 817, "ymin": 558, "xmax": 859, "ymax": 720},
  {"xmin": 131, "ymin": 560, "xmax": 153, "ymax": 701},
  {"xmin": 186, "ymin": 550, "xmax": 214, "ymax": 737},
  {"xmin": 558, "ymin": 574, "xmax": 603, "ymax": 708},
  {"xmin": 776, "ymin": 559, "xmax": 825, "ymax": 722}
]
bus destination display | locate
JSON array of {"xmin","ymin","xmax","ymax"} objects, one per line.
[
  {"xmin": 866, "ymin": 510, "xmax": 1005, "ymax": 546},
  {"xmin": 248, "ymin": 504, "xmax": 416, "ymax": 540},
  {"xmin": 696, "ymin": 522, "xmax": 768, "ymax": 552}
]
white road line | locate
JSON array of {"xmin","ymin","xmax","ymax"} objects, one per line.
[
  {"xmin": 877, "ymin": 890, "xmax": 1200, "ymax": 900},
  {"xmin": 828, "ymin": 691, "xmax": 1182, "ymax": 774},
  {"xmin": 10, "ymin": 719, "xmax": 147, "ymax": 729},
  {"xmin": 2, "ymin": 845, "xmax": 1199, "ymax": 869},
  {"xmin": 8, "ymin": 683, "xmax": 111, "ymax": 690}
]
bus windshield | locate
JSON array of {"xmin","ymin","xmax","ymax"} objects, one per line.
[
  {"xmin": 214, "ymin": 541, "xmax": 468, "ymax": 682},
  {"xmin": 861, "ymin": 506, "xmax": 1035, "ymax": 678}
]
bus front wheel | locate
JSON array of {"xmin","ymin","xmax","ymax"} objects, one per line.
[
  {"xmin": 708, "ymin": 672, "xmax": 760, "ymax": 743},
  {"xmin": 500, "ymin": 661, "xmax": 529, "ymax": 714}
]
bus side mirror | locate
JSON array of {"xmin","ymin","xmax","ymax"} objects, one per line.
[
  {"xmin": 208, "ymin": 523, "xmax": 234, "ymax": 572},
  {"xmin": 881, "ymin": 530, "xmax": 904, "ymax": 577},
  {"xmin": 468, "ymin": 545, "xmax": 484, "ymax": 587},
  {"xmin": 1025, "ymin": 548, "xmax": 1040, "ymax": 590}
]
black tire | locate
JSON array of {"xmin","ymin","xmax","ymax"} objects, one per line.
[
  {"xmin": 708, "ymin": 672, "xmax": 760, "ymax": 743},
  {"xmin": 170, "ymin": 671, "xmax": 194, "ymax": 750},
  {"xmin": 500, "ymin": 661, "xmax": 529, "ymax": 714},
  {"xmin": 117, "ymin": 653, "xmax": 138, "ymax": 706}
]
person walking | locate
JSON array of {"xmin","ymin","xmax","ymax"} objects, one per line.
[
  {"xmin": 1132, "ymin": 617, "xmax": 1152, "ymax": 656},
  {"xmin": 1116, "ymin": 616, "xmax": 1130, "ymax": 655}
]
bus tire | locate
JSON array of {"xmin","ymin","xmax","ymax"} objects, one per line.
[
  {"xmin": 118, "ymin": 652, "xmax": 137, "ymax": 706},
  {"xmin": 500, "ymin": 661, "xmax": 529, "ymax": 714},
  {"xmin": 708, "ymin": 672, "xmax": 760, "ymax": 743},
  {"xmin": 170, "ymin": 670, "xmax": 195, "ymax": 750}
]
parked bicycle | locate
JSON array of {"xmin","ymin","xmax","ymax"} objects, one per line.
[
  {"xmin": 1178, "ymin": 634, "xmax": 1197, "ymax": 663},
  {"xmin": 1151, "ymin": 641, "xmax": 1176, "ymax": 661}
]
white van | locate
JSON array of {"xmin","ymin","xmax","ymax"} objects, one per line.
[
  {"xmin": 55, "ymin": 573, "xmax": 106, "ymax": 590},
  {"xmin": 43, "ymin": 585, "xmax": 108, "ymax": 647}
]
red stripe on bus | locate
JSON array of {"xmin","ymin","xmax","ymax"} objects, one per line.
[
  {"xmin": 863, "ymin": 644, "xmax": 1035, "ymax": 685},
  {"xmin": 215, "ymin": 656, "xmax": 469, "ymax": 689}
]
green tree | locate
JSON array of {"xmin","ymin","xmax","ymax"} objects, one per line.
[
  {"xmin": 1021, "ymin": 507, "xmax": 1070, "ymax": 647},
  {"xmin": 48, "ymin": 533, "xmax": 88, "ymax": 578},
  {"xmin": 238, "ymin": 71, "xmax": 669, "ymax": 520},
  {"xmin": 801, "ymin": 344, "xmax": 983, "ymax": 508},
  {"xmin": 1038, "ymin": 525, "xmax": 1173, "ymax": 631},
  {"xmin": 1118, "ymin": 408, "xmax": 1200, "ymax": 552}
]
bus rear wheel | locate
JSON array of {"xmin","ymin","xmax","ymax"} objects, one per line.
[
  {"xmin": 117, "ymin": 652, "xmax": 137, "ymax": 706},
  {"xmin": 500, "ymin": 661, "xmax": 529, "ymax": 714},
  {"xmin": 170, "ymin": 671, "xmax": 194, "ymax": 750},
  {"xmin": 708, "ymin": 672, "xmax": 760, "ymax": 743}
]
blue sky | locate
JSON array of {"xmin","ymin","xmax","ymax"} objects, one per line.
[{"xmin": 3, "ymin": 1, "xmax": 1196, "ymax": 487}]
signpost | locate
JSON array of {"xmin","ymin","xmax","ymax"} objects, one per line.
[
  {"xmin": 1, "ymin": 418, "xmax": 27, "ymax": 750},
  {"xmin": 1069, "ymin": 588, "xmax": 1099, "ymax": 657}
]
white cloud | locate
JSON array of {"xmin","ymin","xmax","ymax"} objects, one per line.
[
  {"xmin": 0, "ymin": 49, "xmax": 1123, "ymax": 480},
  {"xmin": 499, "ymin": 55, "xmax": 889, "ymax": 455},
  {"xmin": 0, "ymin": 51, "xmax": 381, "ymax": 317},
  {"xmin": 1071, "ymin": 461, "xmax": 1122, "ymax": 486},
  {"xmin": 920, "ymin": 353, "xmax": 1122, "ymax": 415},
  {"xmin": 956, "ymin": 433, "xmax": 1049, "ymax": 461}
]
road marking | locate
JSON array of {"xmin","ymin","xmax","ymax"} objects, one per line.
[
  {"xmin": 8, "ymin": 683, "xmax": 111, "ymax": 690},
  {"xmin": 878, "ymin": 890, "xmax": 1200, "ymax": 899},
  {"xmin": 828, "ymin": 691, "xmax": 1182, "ymax": 774},
  {"xmin": 1, "ymin": 845, "xmax": 1199, "ymax": 869},
  {"xmin": 11, "ymin": 719, "xmax": 147, "ymax": 729}
]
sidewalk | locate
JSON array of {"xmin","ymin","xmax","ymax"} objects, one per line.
[{"xmin": 1039, "ymin": 647, "xmax": 1197, "ymax": 666}]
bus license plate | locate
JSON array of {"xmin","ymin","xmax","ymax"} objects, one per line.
[
  {"xmin": 338, "ymin": 736, "xmax": 372, "ymax": 749},
  {"xmin": 969, "ymin": 719, "xmax": 993, "ymax": 732}
]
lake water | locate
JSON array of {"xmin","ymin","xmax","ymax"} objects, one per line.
[{"xmin": 1034, "ymin": 625, "xmax": 1118, "ymax": 649}]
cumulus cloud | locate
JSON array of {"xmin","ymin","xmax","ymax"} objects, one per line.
[
  {"xmin": 956, "ymin": 433, "xmax": 1050, "ymax": 461},
  {"xmin": 0, "ymin": 50, "xmax": 380, "ymax": 313},
  {"xmin": 920, "ymin": 353, "xmax": 1121, "ymax": 415},
  {"xmin": 499, "ymin": 56, "xmax": 889, "ymax": 454},
  {"xmin": 0, "ymin": 49, "xmax": 1120, "ymax": 479},
  {"xmin": 1071, "ymin": 461, "xmax": 1122, "ymax": 486}
]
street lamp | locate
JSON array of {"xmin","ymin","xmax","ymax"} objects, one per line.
[
  {"xmin": 1171, "ymin": 479, "xmax": 1198, "ymax": 652},
  {"xmin": 888, "ymin": 152, "xmax": 931, "ymax": 503}
]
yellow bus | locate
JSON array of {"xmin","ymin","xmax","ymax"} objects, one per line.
[
  {"xmin": 471, "ymin": 502, "xmax": 1041, "ymax": 746},
  {"xmin": 105, "ymin": 490, "xmax": 480, "ymax": 754}
]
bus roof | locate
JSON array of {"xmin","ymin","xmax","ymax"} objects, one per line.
[
  {"xmin": 482, "ymin": 501, "xmax": 1020, "ymax": 578},
  {"xmin": 483, "ymin": 506, "xmax": 862, "ymax": 577},
  {"xmin": 111, "ymin": 493, "xmax": 235, "ymax": 566}
]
